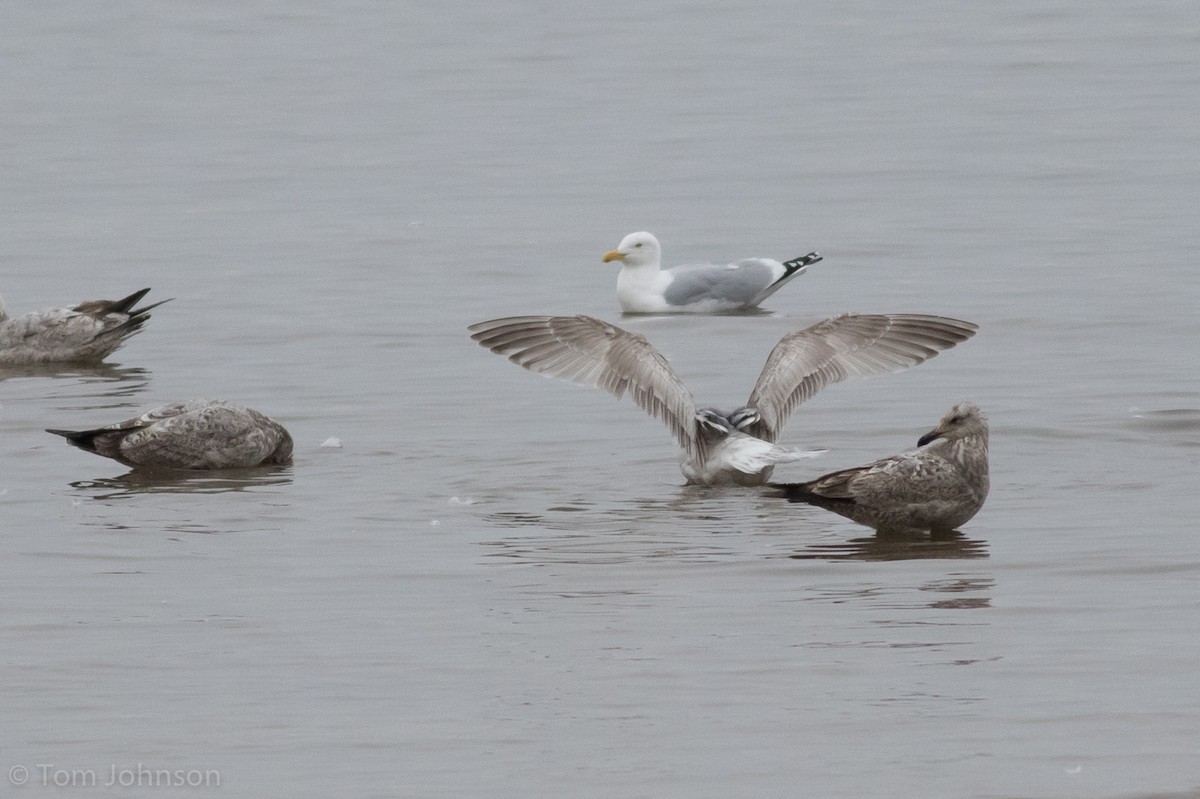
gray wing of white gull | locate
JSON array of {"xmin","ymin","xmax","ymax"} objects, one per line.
[
  {"xmin": 662, "ymin": 254, "xmax": 823, "ymax": 308},
  {"xmin": 775, "ymin": 402, "xmax": 990, "ymax": 534},
  {"xmin": 0, "ymin": 288, "xmax": 171, "ymax": 365},
  {"xmin": 46, "ymin": 399, "xmax": 293, "ymax": 470},
  {"xmin": 740, "ymin": 314, "xmax": 979, "ymax": 442},
  {"xmin": 467, "ymin": 315, "xmax": 701, "ymax": 461},
  {"xmin": 659, "ymin": 258, "xmax": 783, "ymax": 307}
]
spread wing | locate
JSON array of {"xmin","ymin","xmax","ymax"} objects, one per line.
[
  {"xmin": 743, "ymin": 313, "xmax": 978, "ymax": 441},
  {"xmin": 468, "ymin": 315, "xmax": 699, "ymax": 458}
]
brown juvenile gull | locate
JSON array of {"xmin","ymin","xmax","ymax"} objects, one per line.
[
  {"xmin": 47, "ymin": 400, "xmax": 293, "ymax": 470},
  {"xmin": 468, "ymin": 314, "xmax": 978, "ymax": 486},
  {"xmin": 602, "ymin": 231, "xmax": 822, "ymax": 313},
  {"xmin": 773, "ymin": 402, "xmax": 990, "ymax": 534},
  {"xmin": 0, "ymin": 287, "xmax": 170, "ymax": 365}
]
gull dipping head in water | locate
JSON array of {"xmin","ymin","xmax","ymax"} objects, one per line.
[
  {"xmin": 773, "ymin": 402, "xmax": 990, "ymax": 534},
  {"xmin": 47, "ymin": 399, "xmax": 293, "ymax": 470},
  {"xmin": 602, "ymin": 231, "xmax": 822, "ymax": 314},
  {"xmin": 468, "ymin": 314, "xmax": 978, "ymax": 486},
  {"xmin": 0, "ymin": 287, "xmax": 170, "ymax": 365}
]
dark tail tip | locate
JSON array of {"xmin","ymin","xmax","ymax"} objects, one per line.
[
  {"xmin": 768, "ymin": 482, "xmax": 819, "ymax": 503},
  {"xmin": 46, "ymin": 428, "xmax": 100, "ymax": 451}
]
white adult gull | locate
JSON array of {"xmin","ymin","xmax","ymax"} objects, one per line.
[
  {"xmin": 47, "ymin": 400, "xmax": 293, "ymax": 471},
  {"xmin": 468, "ymin": 314, "xmax": 978, "ymax": 486},
  {"xmin": 774, "ymin": 402, "xmax": 990, "ymax": 534},
  {"xmin": 0, "ymin": 287, "xmax": 170, "ymax": 365},
  {"xmin": 602, "ymin": 231, "xmax": 822, "ymax": 314}
]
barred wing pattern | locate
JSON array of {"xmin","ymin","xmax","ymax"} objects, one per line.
[
  {"xmin": 743, "ymin": 314, "xmax": 978, "ymax": 442},
  {"xmin": 468, "ymin": 315, "xmax": 701, "ymax": 460}
]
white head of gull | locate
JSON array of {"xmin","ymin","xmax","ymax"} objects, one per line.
[
  {"xmin": 0, "ymin": 287, "xmax": 170, "ymax": 365},
  {"xmin": 468, "ymin": 314, "xmax": 978, "ymax": 486},
  {"xmin": 47, "ymin": 400, "xmax": 293, "ymax": 471},
  {"xmin": 774, "ymin": 402, "xmax": 990, "ymax": 534},
  {"xmin": 601, "ymin": 231, "xmax": 822, "ymax": 314}
]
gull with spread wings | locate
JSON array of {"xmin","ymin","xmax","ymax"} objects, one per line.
[{"xmin": 468, "ymin": 314, "xmax": 978, "ymax": 485}]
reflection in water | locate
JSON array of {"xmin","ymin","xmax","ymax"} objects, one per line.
[
  {"xmin": 0, "ymin": 362, "xmax": 151, "ymax": 402},
  {"xmin": 794, "ymin": 575, "xmax": 995, "ymax": 616},
  {"xmin": 68, "ymin": 466, "xmax": 293, "ymax": 499},
  {"xmin": 789, "ymin": 530, "xmax": 989, "ymax": 562},
  {"xmin": 1, "ymin": 364, "xmax": 152, "ymax": 419},
  {"xmin": 478, "ymin": 494, "xmax": 996, "ymax": 626},
  {"xmin": 481, "ymin": 518, "xmax": 735, "ymax": 564},
  {"xmin": 479, "ymin": 492, "xmax": 762, "ymax": 565},
  {"xmin": 484, "ymin": 491, "xmax": 750, "ymax": 532},
  {"xmin": 476, "ymin": 488, "xmax": 991, "ymax": 566},
  {"xmin": 481, "ymin": 533, "xmax": 732, "ymax": 565},
  {"xmin": 920, "ymin": 576, "xmax": 994, "ymax": 609},
  {"xmin": 79, "ymin": 516, "xmax": 285, "ymax": 537}
]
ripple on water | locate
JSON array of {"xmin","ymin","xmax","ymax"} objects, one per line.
[{"xmin": 66, "ymin": 467, "xmax": 293, "ymax": 500}]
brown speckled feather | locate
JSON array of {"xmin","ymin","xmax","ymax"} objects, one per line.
[{"xmin": 48, "ymin": 400, "xmax": 292, "ymax": 470}]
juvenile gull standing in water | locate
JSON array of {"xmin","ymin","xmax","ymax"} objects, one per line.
[
  {"xmin": 468, "ymin": 314, "xmax": 978, "ymax": 485},
  {"xmin": 602, "ymin": 232, "xmax": 822, "ymax": 313},
  {"xmin": 0, "ymin": 287, "xmax": 170, "ymax": 365},
  {"xmin": 47, "ymin": 400, "xmax": 293, "ymax": 470},
  {"xmin": 774, "ymin": 402, "xmax": 990, "ymax": 534}
]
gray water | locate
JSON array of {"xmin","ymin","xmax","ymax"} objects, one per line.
[{"xmin": 2, "ymin": 1, "xmax": 1199, "ymax": 797}]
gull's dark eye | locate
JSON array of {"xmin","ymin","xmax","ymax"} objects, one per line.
[{"xmin": 634, "ymin": 242, "xmax": 643, "ymax": 248}]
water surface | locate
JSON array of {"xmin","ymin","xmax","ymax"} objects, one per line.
[{"xmin": 2, "ymin": 1, "xmax": 1199, "ymax": 797}]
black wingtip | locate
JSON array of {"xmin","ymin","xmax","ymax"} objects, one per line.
[
  {"xmin": 132, "ymin": 297, "xmax": 173, "ymax": 314},
  {"xmin": 781, "ymin": 252, "xmax": 823, "ymax": 272},
  {"xmin": 46, "ymin": 427, "xmax": 89, "ymax": 447},
  {"xmin": 110, "ymin": 288, "xmax": 153, "ymax": 314},
  {"xmin": 91, "ymin": 297, "xmax": 174, "ymax": 345},
  {"xmin": 46, "ymin": 427, "xmax": 102, "ymax": 452}
]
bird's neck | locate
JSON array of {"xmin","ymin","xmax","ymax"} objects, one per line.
[
  {"xmin": 947, "ymin": 435, "xmax": 988, "ymax": 466},
  {"xmin": 620, "ymin": 258, "xmax": 661, "ymax": 275},
  {"xmin": 616, "ymin": 264, "xmax": 671, "ymax": 313}
]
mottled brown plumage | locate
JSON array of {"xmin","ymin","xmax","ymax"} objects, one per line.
[
  {"xmin": 775, "ymin": 402, "xmax": 990, "ymax": 534},
  {"xmin": 48, "ymin": 400, "xmax": 292, "ymax": 470}
]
